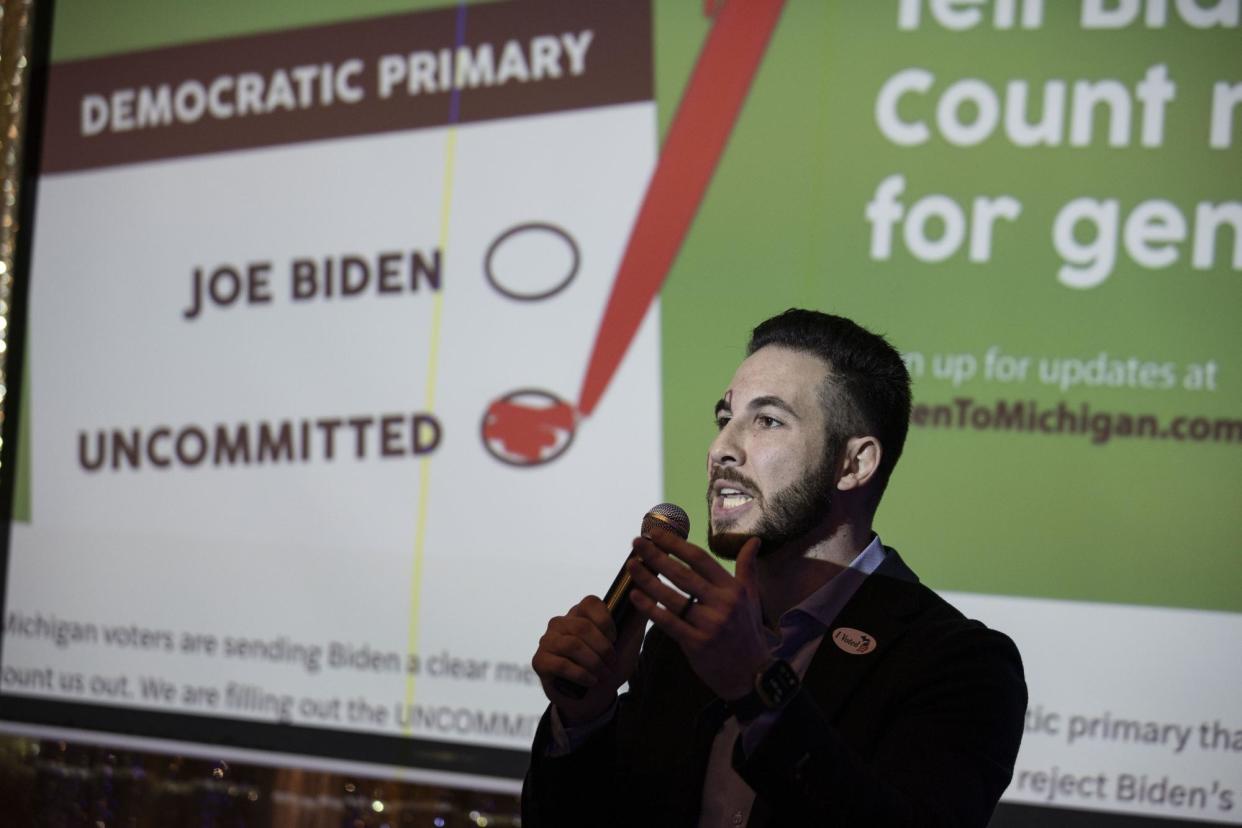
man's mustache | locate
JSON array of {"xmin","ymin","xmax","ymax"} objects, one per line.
[{"xmin": 707, "ymin": 466, "xmax": 762, "ymax": 499}]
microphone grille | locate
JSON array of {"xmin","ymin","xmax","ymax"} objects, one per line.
[{"xmin": 641, "ymin": 503, "xmax": 690, "ymax": 540}]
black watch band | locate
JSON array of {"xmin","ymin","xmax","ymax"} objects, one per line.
[{"xmin": 726, "ymin": 659, "xmax": 800, "ymax": 722}]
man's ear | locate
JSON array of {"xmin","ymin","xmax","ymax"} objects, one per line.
[{"xmin": 836, "ymin": 436, "xmax": 882, "ymax": 492}]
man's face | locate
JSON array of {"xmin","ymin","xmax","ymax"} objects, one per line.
[{"xmin": 706, "ymin": 346, "xmax": 836, "ymax": 558}]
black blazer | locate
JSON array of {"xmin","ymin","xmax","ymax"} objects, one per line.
[{"xmin": 524, "ymin": 549, "xmax": 1027, "ymax": 827}]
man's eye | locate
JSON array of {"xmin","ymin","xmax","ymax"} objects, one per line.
[
  {"xmin": 715, "ymin": 415, "xmax": 731, "ymax": 430},
  {"xmin": 756, "ymin": 415, "xmax": 781, "ymax": 428}
]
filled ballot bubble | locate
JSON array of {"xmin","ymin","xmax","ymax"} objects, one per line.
[{"xmin": 480, "ymin": 389, "xmax": 577, "ymax": 466}]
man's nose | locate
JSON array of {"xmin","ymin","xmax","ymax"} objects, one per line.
[{"xmin": 708, "ymin": 422, "xmax": 744, "ymax": 468}]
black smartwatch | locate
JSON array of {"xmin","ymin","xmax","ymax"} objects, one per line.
[{"xmin": 727, "ymin": 658, "xmax": 800, "ymax": 722}]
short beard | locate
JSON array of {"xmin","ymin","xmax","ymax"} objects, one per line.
[{"xmin": 707, "ymin": 452, "xmax": 835, "ymax": 561}]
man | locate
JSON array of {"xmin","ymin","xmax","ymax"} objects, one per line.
[{"xmin": 524, "ymin": 309, "xmax": 1026, "ymax": 826}]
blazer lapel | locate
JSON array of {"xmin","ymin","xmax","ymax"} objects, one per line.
[{"xmin": 799, "ymin": 548, "xmax": 929, "ymax": 722}]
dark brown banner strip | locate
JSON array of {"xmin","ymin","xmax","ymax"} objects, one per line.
[{"xmin": 41, "ymin": 0, "xmax": 652, "ymax": 173}]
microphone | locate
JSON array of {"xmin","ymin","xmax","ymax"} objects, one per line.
[{"xmin": 554, "ymin": 502, "xmax": 690, "ymax": 700}]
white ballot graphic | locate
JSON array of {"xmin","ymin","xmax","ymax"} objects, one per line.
[{"xmin": 3, "ymin": 1, "xmax": 661, "ymax": 784}]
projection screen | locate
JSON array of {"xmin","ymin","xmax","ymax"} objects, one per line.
[{"xmin": 2, "ymin": 1, "xmax": 1239, "ymax": 824}]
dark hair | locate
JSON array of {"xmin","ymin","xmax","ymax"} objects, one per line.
[{"xmin": 747, "ymin": 309, "xmax": 912, "ymax": 498}]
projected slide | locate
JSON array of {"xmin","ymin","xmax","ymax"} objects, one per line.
[
  {"xmin": 653, "ymin": 5, "xmax": 1241, "ymax": 824},
  {"xmin": 3, "ymin": 0, "xmax": 662, "ymax": 781},
  {"xmin": 3, "ymin": 1, "xmax": 1240, "ymax": 823}
]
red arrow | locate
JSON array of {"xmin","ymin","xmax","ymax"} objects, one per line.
[{"xmin": 577, "ymin": 0, "xmax": 787, "ymax": 417}]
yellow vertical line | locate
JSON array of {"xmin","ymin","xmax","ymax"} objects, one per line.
[{"xmin": 403, "ymin": 126, "xmax": 457, "ymax": 730}]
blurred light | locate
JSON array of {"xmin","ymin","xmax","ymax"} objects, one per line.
[
  {"xmin": 344, "ymin": 782, "xmax": 355, "ymax": 792},
  {"xmin": 371, "ymin": 800, "xmax": 384, "ymax": 813},
  {"xmin": 434, "ymin": 819, "xmax": 445, "ymax": 827}
]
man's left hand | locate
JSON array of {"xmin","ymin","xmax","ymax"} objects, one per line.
[{"xmin": 626, "ymin": 529, "xmax": 769, "ymax": 701}]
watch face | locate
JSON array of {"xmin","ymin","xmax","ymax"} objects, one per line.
[{"xmin": 757, "ymin": 659, "xmax": 800, "ymax": 709}]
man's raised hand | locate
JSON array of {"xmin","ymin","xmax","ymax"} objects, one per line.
[{"xmin": 626, "ymin": 530, "xmax": 768, "ymax": 702}]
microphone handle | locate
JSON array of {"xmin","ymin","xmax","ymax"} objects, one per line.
[{"xmin": 552, "ymin": 555, "xmax": 638, "ymax": 700}]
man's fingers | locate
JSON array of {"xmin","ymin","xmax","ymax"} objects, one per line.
[
  {"xmin": 567, "ymin": 596, "xmax": 618, "ymax": 642},
  {"xmin": 644, "ymin": 527, "xmax": 732, "ymax": 587},
  {"xmin": 734, "ymin": 537, "xmax": 762, "ymax": 588},
  {"xmin": 533, "ymin": 651, "xmax": 599, "ymax": 689},
  {"xmin": 626, "ymin": 556, "xmax": 695, "ymax": 616},
  {"xmin": 632, "ymin": 537, "xmax": 714, "ymax": 599},
  {"xmin": 629, "ymin": 588, "xmax": 697, "ymax": 645},
  {"xmin": 551, "ymin": 615, "xmax": 615, "ymax": 663},
  {"xmin": 533, "ymin": 622, "xmax": 613, "ymax": 689},
  {"xmin": 555, "ymin": 630, "xmax": 610, "ymax": 673}
]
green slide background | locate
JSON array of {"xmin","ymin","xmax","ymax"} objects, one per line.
[
  {"xmin": 653, "ymin": 4, "xmax": 1241, "ymax": 613},
  {"xmin": 27, "ymin": 1, "xmax": 1242, "ymax": 613}
]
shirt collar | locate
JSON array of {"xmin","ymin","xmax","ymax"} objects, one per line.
[{"xmin": 769, "ymin": 535, "xmax": 887, "ymax": 657}]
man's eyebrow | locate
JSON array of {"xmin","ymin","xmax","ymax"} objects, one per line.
[
  {"xmin": 714, "ymin": 398, "xmax": 730, "ymax": 416},
  {"xmin": 747, "ymin": 395, "xmax": 800, "ymax": 419}
]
